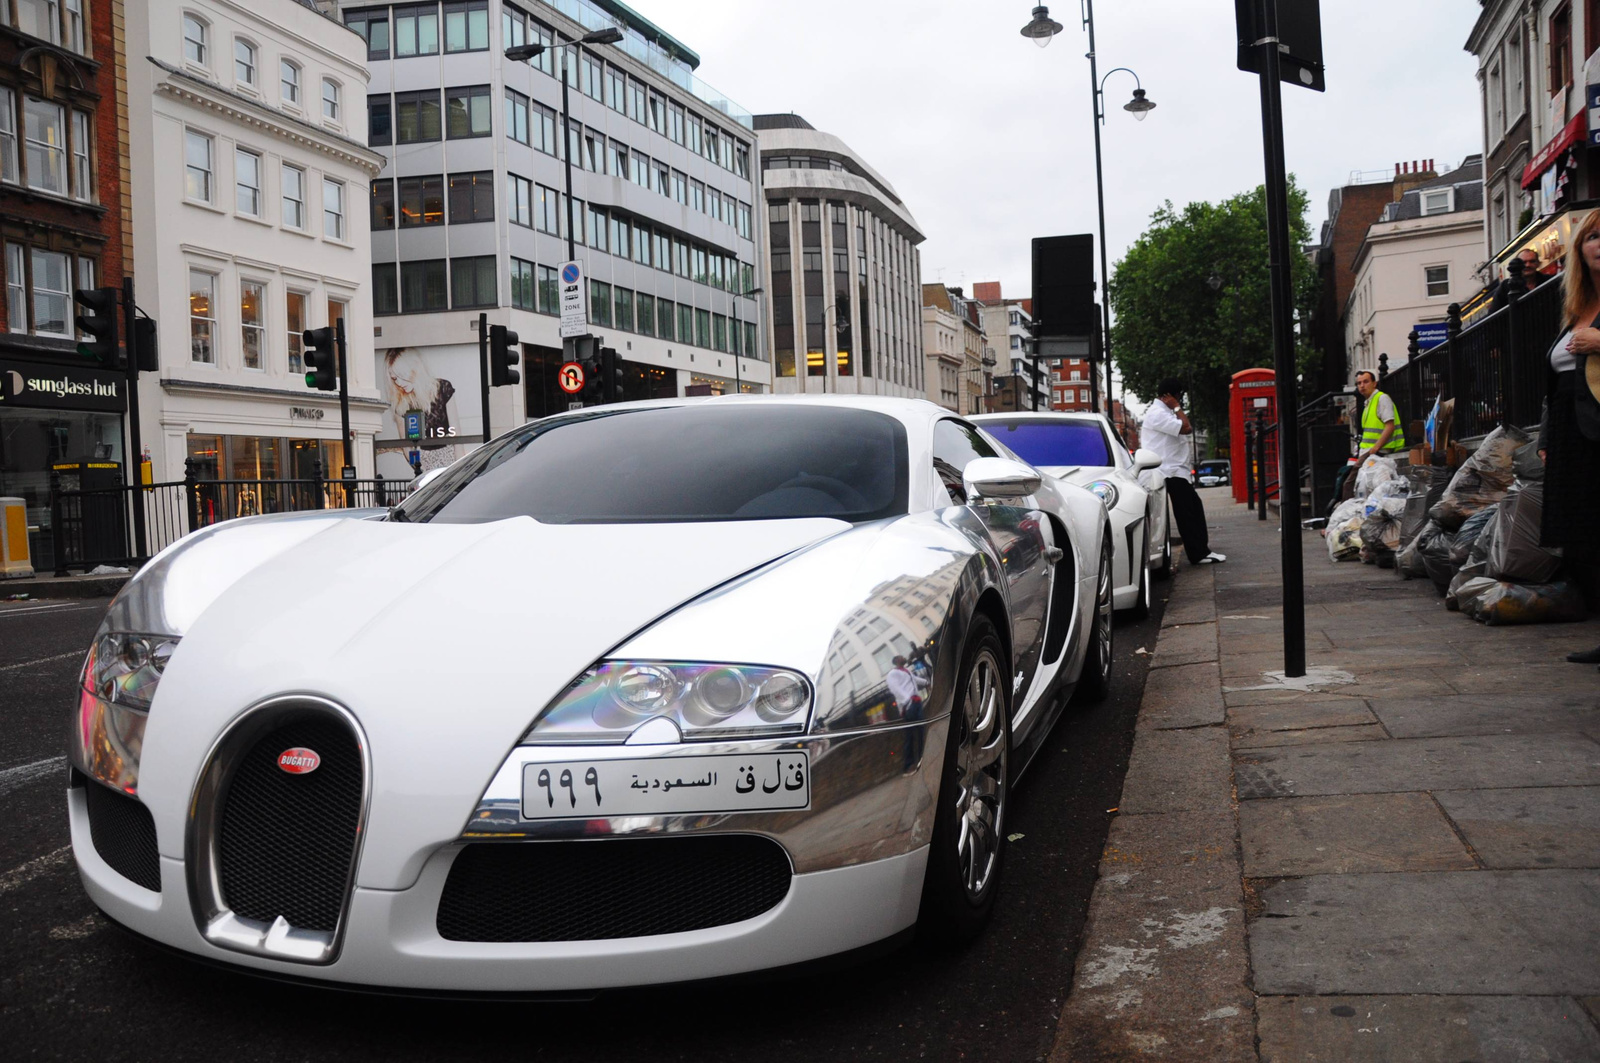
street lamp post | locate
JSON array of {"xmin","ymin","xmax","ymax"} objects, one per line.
[{"xmin": 1021, "ymin": 4, "xmax": 1154, "ymax": 421}]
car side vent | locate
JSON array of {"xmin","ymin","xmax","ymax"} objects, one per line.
[{"xmin": 1041, "ymin": 515, "xmax": 1076, "ymax": 665}]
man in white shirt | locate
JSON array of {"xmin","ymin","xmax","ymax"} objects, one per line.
[{"xmin": 1142, "ymin": 378, "xmax": 1226, "ymax": 565}]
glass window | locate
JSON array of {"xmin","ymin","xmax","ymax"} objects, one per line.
[
  {"xmin": 686, "ymin": 113, "xmax": 701, "ymax": 154},
  {"xmin": 532, "ymin": 100, "xmax": 556, "ymax": 156},
  {"xmin": 443, "ymin": 0, "xmax": 488, "ymax": 52},
  {"xmin": 589, "ymin": 280, "xmax": 611, "ymax": 326},
  {"xmin": 401, "ymin": 259, "xmax": 448, "ymax": 311},
  {"xmin": 448, "ymin": 171, "xmax": 494, "ymax": 223},
  {"xmin": 29, "ymin": 248, "xmax": 69, "ymax": 336},
  {"xmin": 615, "ymin": 287, "xmax": 633, "ymax": 331},
  {"xmin": 691, "ymin": 179, "xmax": 704, "ymax": 213},
  {"xmin": 501, "ymin": 5, "xmax": 524, "ymax": 49},
  {"xmin": 368, "ymin": 95, "xmax": 392, "ymax": 146},
  {"xmin": 587, "ymin": 205, "xmax": 607, "ymax": 252},
  {"xmin": 647, "ymin": 91, "xmax": 664, "ymax": 134},
  {"xmin": 394, "ymin": 406, "xmax": 910, "ymax": 525},
  {"xmin": 189, "ymin": 270, "xmax": 216, "ymax": 362},
  {"xmin": 395, "ymin": 90, "xmax": 442, "ymax": 143},
  {"xmin": 24, "ymin": 96, "xmax": 65, "ymax": 195},
  {"xmin": 605, "ymin": 65, "xmax": 625, "ymax": 113},
  {"xmin": 446, "ymin": 85, "xmax": 492, "ymax": 138},
  {"xmin": 536, "ymin": 183, "xmax": 559, "ymax": 233},
  {"xmin": 65, "ymin": 0, "xmax": 85, "ymax": 53},
  {"xmin": 667, "ymin": 102, "xmax": 684, "ymax": 144},
  {"xmin": 608, "ymin": 138, "xmax": 626, "ymax": 178},
  {"xmin": 677, "ymin": 303, "xmax": 692, "ymax": 343},
  {"xmin": 695, "ymin": 308, "xmax": 710, "ymax": 347},
  {"xmin": 282, "ymin": 164, "xmax": 305, "ymax": 228},
  {"xmin": 634, "ymin": 222, "xmax": 651, "ymax": 266},
  {"xmin": 627, "ymin": 78, "xmax": 645, "ymax": 124},
  {"xmin": 450, "ymin": 255, "xmax": 495, "ymax": 308},
  {"xmin": 394, "ymin": 3, "xmax": 439, "ymax": 56},
  {"xmin": 5, "ymin": 244, "xmax": 25, "ymax": 332},
  {"xmin": 370, "ymin": 264, "xmax": 397, "ymax": 315},
  {"xmin": 398, "ymin": 174, "xmax": 444, "ymax": 227},
  {"xmin": 1425, "ymin": 265, "xmax": 1450, "ymax": 297},
  {"xmin": 322, "ymin": 79, "xmax": 340, "ymax": 122},
  {"xmin": 505, "ymin": 89, "xmax": 529, "ymax": 144},
  {"xmin": 580, "ymin": 51, "xmax": 602, "ymax": 100},
  {"xmin": 510, "ymin": 257, "xmax": 535, "ymax": 310},
  {"xmin": 713, "ymin": 313, "xmax": 727, "ymax": 352},
  {"xmin": 0, "ymin": 88, "xmax": 16, "ymax": 184},
  {"xmin": 323, "ymin": 179, "xmax": 345, "ymax": 239},
  {"xmin": 672, "ymin": 169, "xmax": 686, "ymax": 204},
  {"xmin": 610, "ymin": 214, "xmax": 629, "ymax": 258},
  {"xmin": 978, "ymin": 418, "xmax": 1111, "ymax": 467},
  {"xmin": 656, "ymin": 299, "xmax": 674, "ymax": 340},
  {"xmin": 234, "ymin": 39, "xmax": 256, "ymax": 86},
  {"xmin": 371, "ymin": 178, "xmax": 395, "ymax": 230},
  {"xmin": 507, "ymin": 173, "xmax": 531, "ymax": 227},
  {"xmin": 537, "ymin": 264, "xmax": 557, "ymax": 313},
  {"xmin": 286, "ymin": 290, "xmax": 306, "ymax": 371},
  {"xmin": 240, "ymin": 281, "xmax": 264, "ymax": 369},
  {"xmin": 235, "ymin": 148, "xmax": 260, "ymax": 215},
  {"xmin": 184, "ymin": 129, "xmax": 212, "ymax": 201},
  {"xmin": 183, "ymin": 15, "xmax": 207, "ymax": 65},
  {"xmin": 636, "ymin": 292, "xmax": 655, "ymax": 337},
  {"xmin": 71, "ymin": 110, "xmax": 90, "ymax": 200},
  {"xmin": 281, "ymin": 60, "xmax": 301, "ymax": 105},
  {"xmin": 345, "ymin": 9, "xmax": 390, "ymax": 60}
]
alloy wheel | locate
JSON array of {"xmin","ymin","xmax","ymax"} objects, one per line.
[{"xmin": 953, "ymin": 645, "xmax": 1007, "ymax": 901}]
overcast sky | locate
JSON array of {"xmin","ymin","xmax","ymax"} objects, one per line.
[{"xmin": 641, "ymin": 0, "xmax": 1483, "ymax": 304}]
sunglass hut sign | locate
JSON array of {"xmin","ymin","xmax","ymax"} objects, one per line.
[{"xmin": 0, "ymin": 362, "xmax": 125, "ymax": 411}]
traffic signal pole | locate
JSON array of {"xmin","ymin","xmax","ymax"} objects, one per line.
[
  {"xmin": 335, "ymin": 316, "xmax": 353, "ymax": 479},
  {"xmin": 121, "ymin": 277, "xmax": 148, "ymax": 558}
]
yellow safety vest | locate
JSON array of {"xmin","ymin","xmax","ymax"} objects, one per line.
[{"xmin": 1361, "ymin": 389, "xmax": 1406, "ymax": 453}]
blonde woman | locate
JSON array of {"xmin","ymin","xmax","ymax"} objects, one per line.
[{"xmin": 383, "ymin": 348, "xmax": 460, "ymax": 472}]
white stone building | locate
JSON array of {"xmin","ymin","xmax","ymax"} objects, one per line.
[{"xmin": 128, "ymin": 0, "xmax": 386, "ymax": 485}]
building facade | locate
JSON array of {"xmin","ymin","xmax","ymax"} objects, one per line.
[
  {"xmin": 343, "ymin": 0, "xmax": 765, "ymax": 477},
  {"xmin": 1, "ymin": 0, "xmax": 130, "ymax": 564},
  {"xmin": 754, "ymin": 112, "xmax": 924, "ymax": 398},
  {"xmin": 1344, "ymin": 157, "xmax": 1486, "ymax": 379},
  {"xmin": 126, "ymin": 0, "xmax": 386, "ymax": 487},
  {"xmin": 1308, "ymin": 171, "xmax": 1401, "ymax": 395},
  {"xmin": 920, "ymin": 284, "xmax": 972, "ymax": 413}
]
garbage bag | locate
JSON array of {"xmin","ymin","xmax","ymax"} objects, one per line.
[
  {"xmin": 1364, "ymin": 478, "xmax": 1410, "ymax": 515},
  {"xmin": 1487, "ymin": 482, "xmax": 1562, "ymax": 584},
  {"xmin": 1396, "ymin": 520, "xmax": 1441, "ymax": 579},
  {"xmin": 1354, "ymin": 455, "xmax": 1399, "ymax": 500},
  {"xmin": 1400, "ymin": 465, "xmax": 1452, "ymax": 548},
  {"xmin": 1512, "ymin": 440, "xmax": 1545, "ymax": 483},
  {"xmin": 1429, "ymin": 424, "xmax": 1528, "ymax": 531},
  {"xmin": 1449, "ymin": 504, "xmax": 1500, "ymax": 566},
  {"xmin": 1421, "ymin": 522, "xmax": 1458, "ymax": 593},
  {"xmin": 1465, "ymin": 581, "xmax": 1588, "ymax": 626},
  {"xmin": 1360, "ymin": 498, "xmax": 1407, "ymax": 554},
  {"xmin": 1448, "ymin": 575, "xmax": 1500, "ymax": 613}
]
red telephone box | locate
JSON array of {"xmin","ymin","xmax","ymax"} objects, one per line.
[{"xmin": 1229, "ymin": 368, "xmax": 1278, "ymax": 504}]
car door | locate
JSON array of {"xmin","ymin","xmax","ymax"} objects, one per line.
[{"xmin": 932, "ymin": 419, "xmax": 1054, "ymax": 693}]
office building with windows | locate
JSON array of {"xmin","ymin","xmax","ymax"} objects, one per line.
[
  {"xmin": 753, "ymin": 113, "xmax": 924, "ymax": 398},
  {"xmin": 0, "ymin": 0, "xmax": 130, "ymax": 565},
  {"xmin": 340, "ymin": 0, "xmax": 764, "ymax": 477},
  {"xmin": 125, "ymin": 0, "xmax": 387, "ymax": 485}
]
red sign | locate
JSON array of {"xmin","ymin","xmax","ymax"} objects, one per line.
[
  {"xmin": 277, "ymin": 748, "xmax": 321, "ymax": 774},
  {"xmin": 558, "ymin": 361, "xmax": 585, "ymax": 394},
  {"xmin": 1522, "ymin": 112, "xmax": 1587, "ymax": 189}
]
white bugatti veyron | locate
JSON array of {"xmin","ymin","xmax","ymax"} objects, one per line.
[{"xmin": 69, "ymin": 396, "xmax": 1113, "ymax": 993}]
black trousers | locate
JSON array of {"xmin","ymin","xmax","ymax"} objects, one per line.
[{"xmin": 1166, "ymin": 476, "xmax": 1211, "ymax": 564}]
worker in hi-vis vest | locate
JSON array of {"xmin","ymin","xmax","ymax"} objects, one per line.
[{"xmin": 1354, "ymin": 369, "xmax": 1406, "ymax": 462}]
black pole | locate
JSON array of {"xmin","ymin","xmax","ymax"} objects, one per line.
[
  {"xmin": 1245, "ymin": 420, "xmax": 1256, "ymax": 511},
  {"xmin": 1255, "ymin": 0, "xmax": 1305, "ymax": 677},
  {"xmin": 478, "ymin": 311, "xmax": 491, "ymax": 443},
  {"xmin": 1082, "ymin": 0, "xmax": 1110, "ymax": 415},
  {"xmin": 1256, "ymin": 409, "xmax": 1269, "ymax": 523},
  {"xmin": 335, "ymin": 316, "xmax": 353, "ymax": 479},
  {"xmin": 121, "ymin": 276, "xmax": 148, "ymax": 560},
  {"xmin": 559, "ymin": 40, "xmax": 577, "ymax": 263}
]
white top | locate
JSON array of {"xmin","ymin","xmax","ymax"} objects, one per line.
[
  {"xmin": 1141, "ymin": 401, "xmax": 1193, "ymax": 479},
  {"xmin": 886, "ymin": 666, "xmax": 926, "ymax": 711},
  {"xmin": 1370, "ymin": 392, "xmax": 1398, "ymax": 426},
  {"xmin": 1550, "ymin": 330, "xmax": 1577, "ymax": 373}
]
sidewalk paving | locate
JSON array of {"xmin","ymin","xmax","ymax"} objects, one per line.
[{"xmin": 1051, "ymin": 487, "xmax": 1600, "ymax": 1062}]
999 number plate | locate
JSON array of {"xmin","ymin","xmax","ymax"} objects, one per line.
[{"xmin": 520, "ymin": 753, "xmax": 810, "ymax": 820}]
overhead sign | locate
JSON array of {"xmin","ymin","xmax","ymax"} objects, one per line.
[
  {"xmin": 0, "ymin": 359, "xmax": 125, "ymax": 411},
  {"xmin": 1413, "ymin": 323, "xmax": 1448, "ymax": 351},
  {"xmin": 559, "ymin": 261, "xmax": 588, "ymax": 339},
  {"xmin": 1235, "ymin": 0, "xmax": 1325, "ymax": 92},
  {"xmin": 557, "ymin": 361, "xmax": 585, "ymax": 394}
]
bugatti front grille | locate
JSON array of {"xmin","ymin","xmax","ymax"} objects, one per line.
[
  {"xmin": 84, "ymin": 779, "xmax": 161, "ymax": 892},
  {"xmin": 436, "ymin": 835, "xmax": 793, "ymax": 942},
  {"xmin": 216, "ymin": 715, "xmax": 362, "ymax": 933}
]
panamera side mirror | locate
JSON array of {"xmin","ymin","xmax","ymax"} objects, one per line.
[
  {"xmin": 1133, "ymin": 448, "xmax": 1163, "ymax": 472},
  {"xmin": 964, "ymin": 457, "xmax": 1042, "ymax": 503}
]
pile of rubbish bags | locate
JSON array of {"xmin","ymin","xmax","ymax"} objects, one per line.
[{"xmin": 1335, "ymin": 426, "xmax": 1583, "ymax": 625}]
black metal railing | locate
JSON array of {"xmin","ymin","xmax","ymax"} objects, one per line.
[
  {"xmin": 50, "ymin": 461, "xmax": 418, "ymax": 575},
  {"xmin": 1244, "ymin": 410, "xmax": 1279, "ymax": 521}
]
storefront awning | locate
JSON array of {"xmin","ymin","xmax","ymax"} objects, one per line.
[{"xmin": 1522, "ymin": 112, "xmax": 1587, "ymax": 189}]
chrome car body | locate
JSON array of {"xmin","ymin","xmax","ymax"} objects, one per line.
[
  {"xmin": 69, "ymin": 396, "xmax": 1112, "ymax": 992},
  {"xmin": 974, "ymin": 412, "xmax": 1170, "ymax": 614}
]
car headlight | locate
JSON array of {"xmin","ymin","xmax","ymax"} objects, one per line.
[
  {"xmin": 1087, "ymin": 479, "xmax": 1120, "ymax": 510},
  {"xmin": 71, "ymin": 632, "xmax": 181, "ymax": 794},
  {"xmin": 524, "ymin": 661, "xmax": 813, "ymax": 744}
]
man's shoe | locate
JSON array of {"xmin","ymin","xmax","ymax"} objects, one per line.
[
  {"xmin": 1196, "ymin": 551, "xmax": 1228, "ymax": 565},
  {"xmin": 1566, "ymin": 646, "xmax": 1600, "ymax": 664}
]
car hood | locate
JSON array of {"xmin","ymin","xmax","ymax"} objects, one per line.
[{"xmin": 136, "ymin": 514, "xmax": 849, "ymax": 887}]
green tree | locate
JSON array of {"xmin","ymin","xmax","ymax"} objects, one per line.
[{"xmin": 1109, "ymin": 180, "xmax": 1320, "ymax": 441}]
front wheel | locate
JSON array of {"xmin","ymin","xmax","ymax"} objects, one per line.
[
  {"xmin": 919, "ymin": 613, "xmax": 1010, "ymax": 945},
  {"xmin": 1075, "ymin": 539, "xmax": 1115, "ymax": 705}
]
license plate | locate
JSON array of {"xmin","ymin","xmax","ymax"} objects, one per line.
[{"xmin": 520, "ymin": 753, "xmax": 810, "ymax": 820}]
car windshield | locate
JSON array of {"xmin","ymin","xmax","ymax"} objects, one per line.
[
  {"xmin": 978, "ymin": 419, "xmax": 1112, "ymax": 468},
  {"xmin": 392, "ymin": 404, "xmax": 909, "ymax": 524},
  {"xmin": 1199, "ymin": 461, "xmax": 1227, "ymax": 473}
]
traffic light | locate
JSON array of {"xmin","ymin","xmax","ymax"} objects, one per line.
[
  {"xmin": 489, "ymin": 324, "xmax": 520, "ymax": 386},
  {"xmin": 74, "ymin": 287, "xmax": 120, "ymax": 366},
  {"xmin": 600, "ymin": 346, "xmax": 625, "ymax": 404},
  {"xmin": 132, "ymin": 317, "xmax": 159, "ymax": 373},
  {"xmin": 573, "ymin": 336, "xmax": 603, "ymax": 404},
  {"xmin": 302, "ymin": 326, "xmax": 337, "ymax": 390}
]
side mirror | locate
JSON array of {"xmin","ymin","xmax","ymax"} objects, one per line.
[
  {"xmin": 1133, "ymin": 447, "xmax": 1163, "ymax": 472},
  {"xmin": 964, "ymin": 457, "xmax": 1041, "ymax": 503},
  {"xmin": 413, "ymin": 467, "xmax": 448, "ymax": 491}
]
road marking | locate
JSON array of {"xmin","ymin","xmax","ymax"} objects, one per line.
[
  {"xmin": 0, "ymin": 603, "xmax": 101, "ymax": 619},
  {"xmin": 0, "ymin": 845, "xmax": 71, "ymax": 897},
  {"xmin": 0, "ymin": 755, "xmax": 67, "ymax": 797},
  {"xmin": 0, "ymin": 649, "xmax": 85, "ymax": 673}
]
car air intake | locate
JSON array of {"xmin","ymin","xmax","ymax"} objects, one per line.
[
  {"xmin": 436, "ymin": 835, "xmax": 792, "ymax": 942},
  {"xmin": 216, "ymin": 714, "xmax": 363, "ymax": 933},
  {"xmin": 84, "ymin": 779, "xmax": 161, "ymax": 892}
]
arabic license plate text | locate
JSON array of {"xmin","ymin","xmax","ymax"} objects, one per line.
[{"xmin": 520, "ymin": 753, "xmax": 810, "ymax": 820}]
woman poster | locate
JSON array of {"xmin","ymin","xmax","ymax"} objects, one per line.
[{"xmin": 382, "ymin": 348, "xmax": 462, "ymax": 473}]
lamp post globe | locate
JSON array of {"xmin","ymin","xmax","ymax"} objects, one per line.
[
  {"xmin": 1124, "ymin": 87, "xmax": 1156, "ymax": 120},
  {"xmin": 1020, "ymin": 5, "xmax": 1063, "ymax": 47}
]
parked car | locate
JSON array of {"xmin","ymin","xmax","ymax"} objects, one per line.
[
  {"xmin": 68, "ymin": 397, "xmax": 1114, "ymax": 993},
  {"xmin": 1196, "ymin": 460, "xmax": 1230, "ymax": 487},
  {"xmin": 973, "ymin": 411, "xmax": 1171, "ymax": 619}
]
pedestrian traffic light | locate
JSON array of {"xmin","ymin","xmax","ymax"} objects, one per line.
[
  {"xmin": 600, "ymin": 347, "xmax": 625, "ymax": 404},
  {"xmin": 74, "ymin": 287, "xmax": 120, "ymax": 366},
  {"xmin": 489, "ymin": 324, "xmax": 520, "ymax": 386},
  {"xmin": 132, "ymin": 317, "xmax": 159, "ymax": 373},
  {"xmin": 302, "ymin": 326, "xmax": 337, "ymax": 390}
]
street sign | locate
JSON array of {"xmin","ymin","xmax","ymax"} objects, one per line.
[
  {"xmin": 403, "ymin": 410, "xmax": 422, "ymax": 439},
  {"xmin": 558, "ymin": 360, "xmax": 585, "ymax": 394},
  {"xmin": 559, "ymin": 261, "xmax": 588, "ymax": 339},
  {"xmin": 1235, "ymin": 0, "xmax": 1324, "ymax": 92},
  {"xmin": 1413, "ymin": 323, "xmax": 1448, "ymax": 351}
]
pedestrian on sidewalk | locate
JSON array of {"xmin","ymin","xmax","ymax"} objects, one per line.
[
  {"xmin": 1353, "ymin": 370, "xmax": 1408, "ymax": 466},
  {"xmin": 1143, "ymin": 378, "xmax": 1226, "ymax": 565},
  {"xmin": 1539, "ymin": 210, "xmax": 1600, "ymax": 665}
]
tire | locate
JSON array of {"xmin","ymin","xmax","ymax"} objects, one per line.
[
  {"xmin": 919, "ymin": 613, "xmax": 1010, "ymax": 945},
  {"xmin": 1126, "ymin": 524, "xmax": 1152, "ymax": 621},
  {"xmin": 1075, "ymin": 539, "xmax": 1115, "ymax": 705}
]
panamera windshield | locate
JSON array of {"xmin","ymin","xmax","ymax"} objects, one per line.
[
  {"xmin": 980, "ymin": 418, "xmax": 1113, "ymax": 468},
  {"xmin": 393, "ymin": 404, "xmax": 910, "ymax": 524}
]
